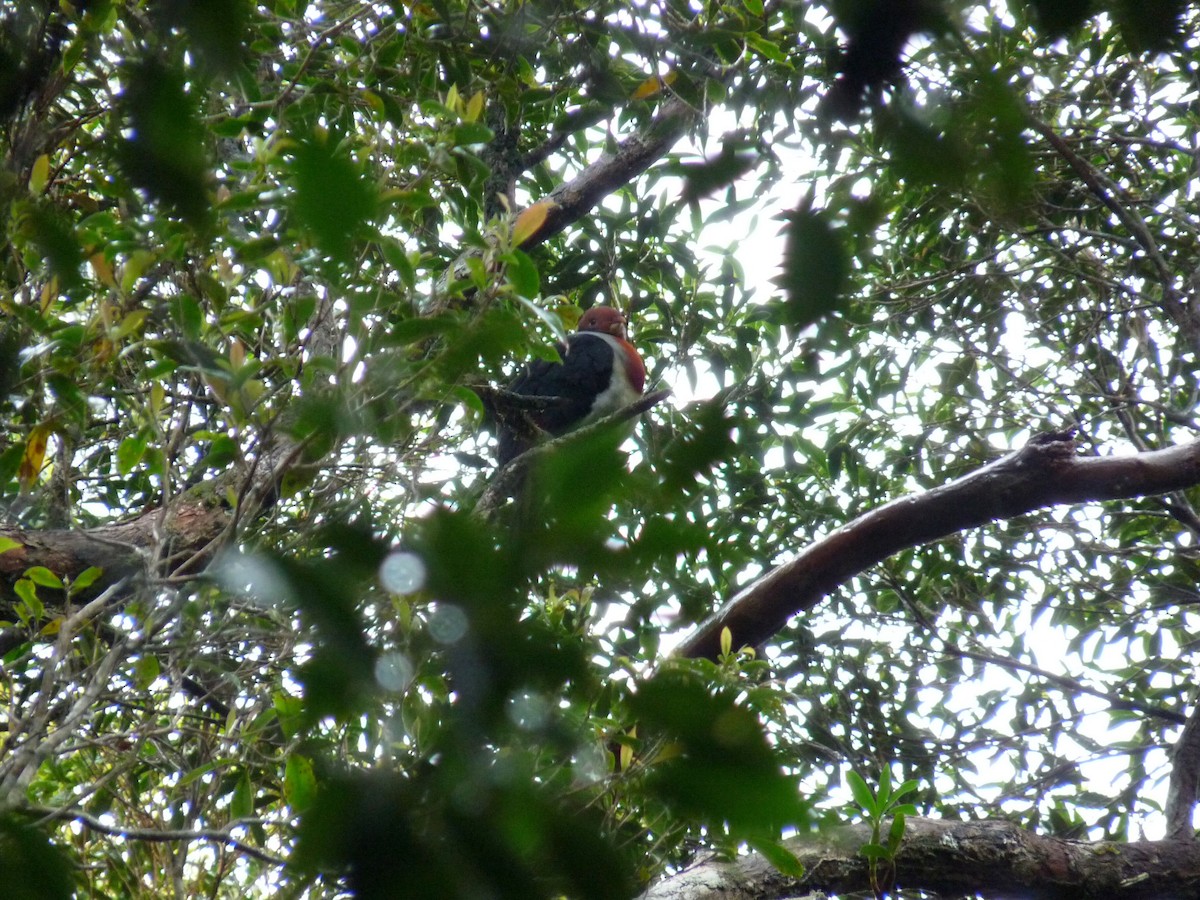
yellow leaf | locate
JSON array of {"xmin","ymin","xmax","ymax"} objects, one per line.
[
  {"xmin": 30, "ymin": 154, "xmax": 50, "ymax": 194},
  {"xmin": 112, "ymin": 308, "xmax": 148, "ymax": 342},
  {"xmin": 464, "ymin": 90, "xmax": 485, "ymax": 123},
  {"xmin": 512, "ymin": 201, "xmax": 557, "ymax": 247},
  {"xmin": 265, "ymin": 248, "xmax": 296, "ymax": 284},
  {"xmin": 93, "ymin": 336, "xmax": 115, "ymax": 363},
  {"xmin": 631, "ymin": 70, "xmax": 677, "ymax": 101},
  {"xmin": 203, "ymin": 371, "xmax": 231, "ymax": 406},
  {"xmin": 445, "ymin": 83, "xmax": 460, "ymax": 115},
  {"xmin": 90, "ymin": 252, "xmax": 115, "ymax": 287},
  {"xmin": 552, "ymin": 301, "xmax": 583, "ymax": 331},
  {"xmin": 362, "ymin": 89, "xmax": 385, "ymax": 115},
  {"xmin": 39, "ymin": 278, "xmax": 57, "ymax": 315},
  {"xmin": 232, "ymin": 378, "xmax": 264, "ymax": 421},
  {"xmin": 19, "ymin": 424, "xmax": 52, "ymax": 491},
  {"xmin": 120, "ymin": 249, "xmax": 155, "ymax": 293}
]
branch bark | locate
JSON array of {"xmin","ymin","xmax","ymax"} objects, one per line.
[
  {"xmin": 1166, "ymin": 702, "xmax": 1200, "ymax": 841},
  {"xmin": 522, "ymin": 92, "xmax": 697, "ymax": 251},
  {"xmin": 0, "ymin": 496, "xmax": 228, "ymax": 608},
  {"xmin": 0, "ymin": 293, "xmax": 341, "ymax": 629},
  {"xmin": 641, "ymin": 816, "xmax": 1200, "ymax": 900},
  {"xmin": 678, "ymin": 431, "xmax": 1200, "ymax": 660}
]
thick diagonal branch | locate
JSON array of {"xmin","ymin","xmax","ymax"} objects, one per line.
[
  {"xmin": 678, "ymin": 431, "xmax": 1200, "ymax": 660},
  {"xmin": 641, "ymin": 816, "xmax": 1200, "ymax": 900},
  {"xmin": 519, "ymin": 93, "xmax": 698, "ymax": 251}
]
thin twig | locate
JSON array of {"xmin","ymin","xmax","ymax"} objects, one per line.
[
  {"xmin": 23, "ymin": 805, "xmax": 287, "ymax": 868},
  {"xmin": 951, "ymin": 646, "xmax": 1187, "ymax": 725}
]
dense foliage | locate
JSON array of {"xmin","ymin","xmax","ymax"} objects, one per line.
[{"xmin": 1, "ymin": 0, "xmax": 1198, "ymax": 897}]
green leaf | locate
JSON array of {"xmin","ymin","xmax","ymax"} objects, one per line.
[
  {"xmin": 170, "ymin": 295, "xmax": 204, "ymax": 342},
  {"xmin": 231, "ymin": 770, "xmax": 255, "ymax": 820},
  {"xmin": 379, "ymin": 238, "xmax": 416, "ymax": 288},
  {"xmin": 163, "ymin": 0, "xmax": 252, "ymax": 75},
  {"xmin": 14, "ymin": 579, "xmax": 40, "ymax": 622},
  {"xmin": 744, "ymin": 32, "xmax": 787, "ymax": 63},
  {"xmin": 134, "ymin": 654, "xmax": 160, "ymax": 689},
  {"xmin": 847, "ymin": 771, "xmax": 877, "ymax": 816},
  {"xmin": 774, "ymin": 207, "xmax": 847, "ymax": 329},
  {"xmin": 504, "ymin": 248, "xmax": 540, "ymax": 298},
  {"xmin": 630, "ymin": 670, "xmax": 809, "ymax": 831},
  {"xmin": 0, "ymin": 536, "xmax": 22, "ymax": 555},
  {"xmin": 292, "ymin": 131, "xmax": 378, "ymax": 263},
  {"xmin": 21, "ymin": 204, "xmax": 83, "ymax": 289},
  {"xmin": 0, "ymin": 815, "xmax": 75, "ymax": 900},
  {"xmin": 450, "ymin": 122, "xmax": 493, "ymax": 146},
  {"xmin": 859, "ymin": 842, "xmax": 891, "ymax": 860},
  {"xmin": 747, "ymin": 837, "xmax": 805, "ymax": 878},
  {"xmin": 877, "ymin": 767, "xmax": 893, "ymax": 804},
  {"xmin": 1023, "ymin": 0, "xmax": 1091, "ymax": 38},
  {"xmin": 70, "ymin": 566, "xmax": 102, "ymax": 595},
  {"xmin": 178, "ymin": 761, "xmax": 223, "ymax": 787},
  {"xmin": 893, "ymin": 779, "xmax": 919, "ymax": 803},
  {"xmin": 887, "ymin": 812, "xmax": 907, "ymax": 851},
  {"xmin": 284, "ymin": 754, "xmax": 317, "ymax": 813},
  {"xmin": 273, "ymin": 692, "xmax": 304, "ymax": 739},
  {"xmin": 117, "ymin": 58, "xmax": 212, "ymax": 227},
  {"xmin": 678, "ymin": 144, "xmax": 758, "ymax": 204},
  {"xmin": 1113, "ymin": 0, "xmax": 1186, "ymax": 51},
  {"xmin": 25, "ymin": 566, "xmax": 63, "ymax": 590},
  {"xmin": 116, "ymin": 434, "xmax": 148, "ymax": 475}
]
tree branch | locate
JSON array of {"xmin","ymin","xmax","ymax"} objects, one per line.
[
  {"xmin": 952, "ymin": 646, "xmax": 1188, "ymax": 726},
  {"xmin": 0, "ymin": 498, "xmax": 228, "ymax": 613},
  {"xmin": 1031, "ymin": 116, "xmax": 1200, "ymax": 350},
  {"xmin": 520, "ymin": 92, "xmax": 698, "ymax": 251},
  {"xmin": 0, "ymin": 293, "xmax": 342, "ymax": 628},
  {"xmin": 1166, "ymin": 701, "xmax": 1200, "ymax": 841},
  {"xmin": 518, "ymin": 103, "xmax": 612, "ymax": 172},
  {"xmin": 640, "ymin": 816, "xmax": 1200, "ymax": 900},
  {"xmin": 678, "ymin": 431, "xmax": 1200, "ymax": 660},
  {"xmin": 22, "ymin": 805, "xmax": 286, "ymax": 868}
]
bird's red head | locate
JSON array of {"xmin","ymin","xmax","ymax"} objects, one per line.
[{"xmin": 577, "ymin": 306, "xmax": 628, "ymax": 341}]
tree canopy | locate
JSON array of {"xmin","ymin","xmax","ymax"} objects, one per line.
[{"xmin": 2, "ymin": 1, "xmax": 1200, "ymax": 898}]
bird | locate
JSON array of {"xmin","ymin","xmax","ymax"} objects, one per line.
[{"xmin": 495, "ymin": 306, "xmax": 646, "ymax": 466}]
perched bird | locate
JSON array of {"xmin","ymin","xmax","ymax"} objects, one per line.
[{"xmin": 496, "ymin": 306, "xmax": 646, "ymax": 466}]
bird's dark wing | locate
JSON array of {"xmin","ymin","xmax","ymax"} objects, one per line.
[{"xmin": 497, "ymin": 334, "xmax": 617, "ymax": 464}]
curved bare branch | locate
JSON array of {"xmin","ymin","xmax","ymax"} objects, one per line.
[{"xmin": 679, "ymin": 431, "xmax": 1200, "ymax": 659}]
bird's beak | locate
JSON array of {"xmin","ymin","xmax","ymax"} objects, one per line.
[{"xmin": 610, "ymin": 316, "xmax": 627, "ymax": 338}]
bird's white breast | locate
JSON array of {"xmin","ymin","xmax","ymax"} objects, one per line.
[{"xmin": 574, "ymin": 332, "xmax": 642, "ymax": 419}]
